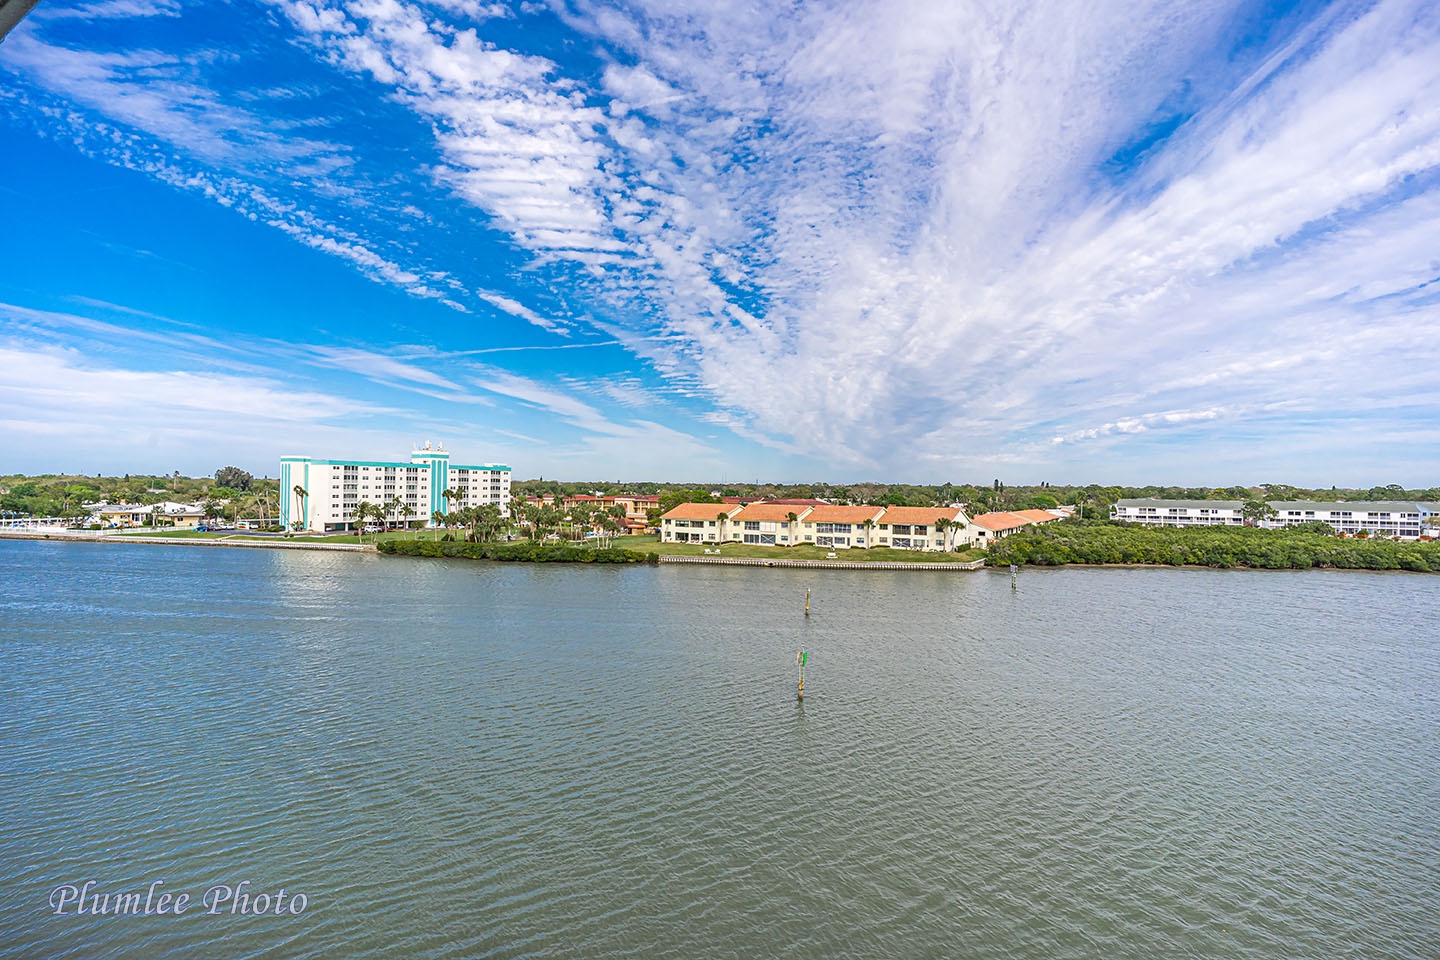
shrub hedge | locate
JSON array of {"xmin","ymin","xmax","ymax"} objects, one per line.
[
  {"xmin": 378, "ymin": 539, "xmax": 657, "ymax": 564},
  {"xmin": 987, "ymin": 520, "xmax": 1440, "ymax": 572}
]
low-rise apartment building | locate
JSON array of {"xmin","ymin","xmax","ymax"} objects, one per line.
[
  {"xmin": 90, "ymin": 501, "xmax": 207, "ymax": 528},
  {"xmin": 279, "ymin": 443, "xmax": 511, "ymax": 532},
  {"xmin": 962, "ymin": 509, "xmax": 1064, "ymax": 547},
  {"xmin": 795, "ymin": 505, "xmax": 887, "ymax": 549},
  {"xmin": 1266, "ymin": 501, "xmax": 1425, "ymax": 537},
  {"xmin": 1111, "ymin": 500, "xmax": 1246, "ymax": 527},
  {"xmin": 871, "ymin": 506, "xmax": 968, "ymax": 551},
  {"xmin": 659, "ymin": 502, "xmax": 969, "ymax": 551},
  {"xmin": 1112, "ymin": 498, "xmax": 1430, "ymax": 538},
  {"xmin": 660, "ymin": 503, "xmax": 741, "ymax": 543}
]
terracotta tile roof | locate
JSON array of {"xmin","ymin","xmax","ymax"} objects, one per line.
[
  {"xmin": 1011, "ymin": 509, "xmax": 1062, "ymax": 524},
  {"xmin": 761, "ymin": 498, "xmax": 831, "ymax": 506},
  {"xmin": 733, "ymin": 503, "xmax": 811, "ymax": 522},
  {"xmin": 803, "ymin": 504, "xmax": 886, "ymax": 524},
  {"xmin": 878, "ymin": 506, "xmax": 965, "ymax": 525},
  {"xmin": 968, "ymin": 511, "xmax": 1034, "ymax": 532},
  {"xmin": 661, "ymin": 502, "xmax": 741, "ymax": 521}
]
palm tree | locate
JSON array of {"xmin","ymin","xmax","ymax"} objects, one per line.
[
  {"xmin": 935, "ymin": 516, "xmax": 952, "ymax": 551},
  {"xmin": 569, "ymin": 502, "xmax": 596, "ymax": 543},
  {"xmin": 861, "ymin": 517, "xmax": 875, "ymax": 547},
  {"xmin": 353, "ymin": 499, "xmax": 373, "ymax": 541},
  {"xmin": 509, "ymin": 497, "xmax": 531, "ymax": 540},
  {"xmin": 402, "ymin": 502, "xmax": 416, "ymax": 537},
  {"xmin": 292, "ymin": 485, "xmax": 308, "ymax": 531},
  {"xmin": 606, "ymin": 504, "xmax": 628, "ymax": 546},
  {"xmin": 473, "ymin": 503, "xmax": 502, "ymax": 542},
  {"xmin": 442, "ymin": 487, "xmax": 462, "ymax": 516},
  {"xmin": 386, "ymin": 495, "xmax": 404, "ymax": 533}
]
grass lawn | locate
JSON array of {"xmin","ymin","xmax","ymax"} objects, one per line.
[
  {"xmin": 109, "ymin": 528, "xmax": 454, "ymax": 545},
  {"xmin": 109, "ymin": 529, "xmax": 236, "ymax": 539},
  {"xmin": 610, "ymin": 534, "xmax": 985, "ymax": 563}
]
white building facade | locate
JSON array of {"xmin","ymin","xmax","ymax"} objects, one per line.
[
  {"xmin": 659, "ymin": 503, "xmax": 969, "ymax": 551},
  {"xmin": 1112, "ymin": 498, "xmax": 1429, "ymax": 538},
  {"xmin": 1111, "ymin": 500, "xmax": 1246, "ymax": 527},
  {"xmin": 279, "ymin": 444, "xmax": 511, "ymax": 532},
  {"xmin": 1266, "ymin": 501, "xmax": 1425, "ymax": 538}
]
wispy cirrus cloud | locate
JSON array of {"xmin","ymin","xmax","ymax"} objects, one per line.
[
  {"xmin": 475, "ymin": 290, "xmax": 569, "ymax": 334},
  {"xmin": 3, "ymin": 0, "xmax": 1438, "ymax": 482}
]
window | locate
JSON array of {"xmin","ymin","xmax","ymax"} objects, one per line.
[
  {"xmin": 891, "ymin": 524, "xmax": 911, "ymax": 535},
  {"xmin": 914, "ymin": 525, "xmax": 928, "ymax": 535},
  {"xmin": 744, "ymin": 521, "xmax": 760, "ymax": 530},
  {"xmin": 892, "ymin": 537, "xmax": 911, "ymax": 548}
]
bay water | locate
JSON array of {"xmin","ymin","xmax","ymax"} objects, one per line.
[{"xmin": 1, "ymin": 539, "xmax": 1435, "ymax": 958}]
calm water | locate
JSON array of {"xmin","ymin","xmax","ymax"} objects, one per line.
[{"xmin": 0, "ymin": 539, "xmax": 1436, "ymax": 959}]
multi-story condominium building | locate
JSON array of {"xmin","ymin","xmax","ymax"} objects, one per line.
[
  {"xmin": 1111, "ymin": 500, "xmax": 1246, "ymax": 527},
  {"xmin": 659, "ymin": 502, "xmax": 969, "ymax": 551},
  {"xmin": 279, "ymin": 443, "xmax": 511, "ymax": 532},
  {"xmin": 1113, "ymin": 498, "xmax": 1431, "ymax": 538}
]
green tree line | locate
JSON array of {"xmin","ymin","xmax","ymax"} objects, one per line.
[
  {"xmin": 379, "ymin": 539, "xmax": 654, "ymax": 563},
  {"xmin": 988, "ymin": 520, "xmax": 1440, "ymax": 572}
]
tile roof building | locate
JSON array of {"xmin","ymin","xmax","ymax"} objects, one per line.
[
  {"xmin": 963, "ymin": 510, "xmax": 1064, "ymax": 547},
  {"xmin": 659, "ymin": 502, "xmax": 969, "ymax": 551}
]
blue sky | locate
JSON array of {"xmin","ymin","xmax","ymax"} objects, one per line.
[{"xmin": 1, "ymin": 0, "xmax": 1437, "ymax": 485}]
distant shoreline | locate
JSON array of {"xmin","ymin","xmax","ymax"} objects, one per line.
[
  {"xmin": 6, "ymin": 529, "xmax": 1431, "ymax": 574},
  {"xmin": 0, "ymin": 529, "xmax": 373, "ymax": 553}
]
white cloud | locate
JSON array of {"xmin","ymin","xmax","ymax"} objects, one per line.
[
  {"xmin": 0, "ymin": 33, "xmax": 350, "ymax": 172},
  {"xmin": 475, "ymin": 290, "xmax": 569, "ymax": 334},
  {"xmin": 5, "ymin": 0, "xmax": 1439, "ymax": 481},
  {"xmin": 36, "ymin": 0, "xmax": 182, "ymax": 20}
]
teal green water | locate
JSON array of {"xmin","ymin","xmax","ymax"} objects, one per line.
[{"xmin": 1, "ymin": 540, "xmax": 1436, "ymax": 958}]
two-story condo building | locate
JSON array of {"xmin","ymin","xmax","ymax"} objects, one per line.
[
  {"xmin": 1112, "ymin": 498, "xmax": 1431, "ymax": 538},
  {"xmin": 279, "ymin": 443, "xmax": 511, "ymax": 533},
  {"xmin": 1266, "ymin": 501, "xmax": 1425, "ymax": 537},
  {"xmin": 1110, "ymin": 500, "xmax": 1246, "ymax": 527},
  {"xmin": 962, "ymin": 509, "xmax": 1065, "ymax": 548},
  {"xmin": 660, "ymin": 503, "xmax": 741, "ymax": 543},
  {"xmin": 659, "ymin": 502, "xmax": 970, "ymax": 551}
]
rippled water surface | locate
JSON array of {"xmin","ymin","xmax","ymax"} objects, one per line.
[{"xmin": 1, "ymin": 540, "xmax": 1436, "ymax": 959}]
